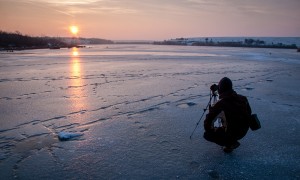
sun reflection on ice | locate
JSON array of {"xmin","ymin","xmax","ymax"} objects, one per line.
[
  {"xmin": 69, "ymin": 47, "xmax": 87, "ymax": 114},
  {"xmin": 72, "ymin": 50, "xmax": 79, "ymax": 57}
]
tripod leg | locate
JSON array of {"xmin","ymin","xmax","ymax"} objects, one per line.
[{"xmin": 190, "ymin": 94, "xmax": 213, "ymax": 139}]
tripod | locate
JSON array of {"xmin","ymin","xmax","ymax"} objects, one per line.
[{"xmin": 189, "ymin": 91, "xmax": 218, "ymax": 140}]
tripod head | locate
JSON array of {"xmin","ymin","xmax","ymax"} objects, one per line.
[{"xmin": 210, "ymin": 84, "xmax": 219, "ymax": 106}]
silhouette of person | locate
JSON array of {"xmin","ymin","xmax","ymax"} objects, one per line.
[{"xmin": 203, "ymin": 77, "xmax": 252, "ymax": 153}]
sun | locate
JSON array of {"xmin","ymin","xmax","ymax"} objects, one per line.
[{"xmin": 70, "ymin": 26, "xmax": 79, "ymax": 35}]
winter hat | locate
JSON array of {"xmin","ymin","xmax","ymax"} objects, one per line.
[{"xmin": 218, "ymin": 77, "xmax": 233, "ymax": 94}]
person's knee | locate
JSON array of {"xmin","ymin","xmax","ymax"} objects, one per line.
[
  {"xmin": 203, "ymin": 131, "xmax": 214, "ymax": 142},
  {"xmin": 203, "ymin": 130, "xmax": 228, "ymax": 146}
]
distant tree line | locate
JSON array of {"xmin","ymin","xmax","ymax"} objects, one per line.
[
  {"xmin": 153, "ymin": 40, "xmax": 184, "ymax": 46},
  {"xmin": 0, "ymin": 31, "xmax": 68, "ymax": 50},
  {"xmin": 0, "ymin": 30, "xmax": 114, "ymax": 51},
  {"xmin": 154, "ymin": 38, "xmax": 298, "ymax": 49},
  {"xmin": 80, "ymin": 38, "xmax": 113, "ymax": 44},
  {"xmin": 244, "ymin": 38, "xmax": 265, "ymax": 45}
]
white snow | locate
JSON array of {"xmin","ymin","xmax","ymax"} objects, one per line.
[{"xmin": 57, "ymin": 132, "xmax": 83, "ymax": 141}]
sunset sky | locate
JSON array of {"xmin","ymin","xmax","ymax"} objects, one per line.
[{"xmin": 1, "ymin": 0, "xmax": 299, "ymax": 40}]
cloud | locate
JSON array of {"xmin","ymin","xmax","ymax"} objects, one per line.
[
  {"xmin": 23, "ymin": 0, "xmax": 75, "ymax": 17},
  {"xmin": 37, "ymin": 0, "xmax": 103, "ymax": 5},
  {"xmin": 182, "ymin": 0, "xmax": 289, "ymax": 16},
  {"xmin": 25, "ymin": 0, "xmax": 139, "ymax": 15},
  {"xmin": 90, "ymin": 7, "xmax": 137, "ymax": 14}
]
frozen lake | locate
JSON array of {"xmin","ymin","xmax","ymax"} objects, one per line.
[{"xmin": 0, "ymin": 45, "xmax": 299, "ymax": 179}]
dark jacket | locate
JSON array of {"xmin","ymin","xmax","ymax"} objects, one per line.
[{"xmin": 204, "ymin": 90, "xmax": 252, "ymax": 139}]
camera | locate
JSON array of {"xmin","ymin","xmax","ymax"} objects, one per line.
[{"xmin": 210, "ymin": 84, "xmax": 218, "ymax": 92}]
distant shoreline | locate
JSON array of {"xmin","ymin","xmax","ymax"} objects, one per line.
[
  {"xmin": 2, "ymin": 43, "xmax": 299, "ymax": 52},
  {"xmin": 1, "ymin": 45, "xmax": 88, "ymax": 52},
  {"xmin": 0, "ymin": 30, "xmax": 113, "ymax": 52},
  {"xmin": 153, "ymin": 37, "xmax": 299, "ymax": 50},
  {"xmin": 1, "ymin": 30, "xmax": 299, "ymax": 52}
]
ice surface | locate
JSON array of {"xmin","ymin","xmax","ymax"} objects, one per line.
[{"xmin": 0, "ymin": 45, "xmax": 299, "ymax": 179}]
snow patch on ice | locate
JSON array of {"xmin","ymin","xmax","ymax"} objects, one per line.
[
  {"xmin": 58, "ymin": 132, "xmax": 83, "ymax": 141},
  {"xmin": 177, "ymin": 102, "xmax": 197, "ymax": 108}
]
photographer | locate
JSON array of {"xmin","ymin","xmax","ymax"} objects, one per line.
[{"xmin": 203, "ymin": 77, "xmax": 252, "ymax": 153}]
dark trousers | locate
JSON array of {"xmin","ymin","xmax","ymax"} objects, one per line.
[{"xmin": 203, "ymin": 128, "xmax": 237, "ymax": 147}]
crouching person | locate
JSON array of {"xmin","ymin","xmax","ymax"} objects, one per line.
[{"xmin": 203, "ymin": 77, "xmax": 252, "ymax": 153}]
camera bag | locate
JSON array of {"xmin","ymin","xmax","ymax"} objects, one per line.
[{"xmin": 249, "ymin": 114, "xmax": 261, "ymax": 131}]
